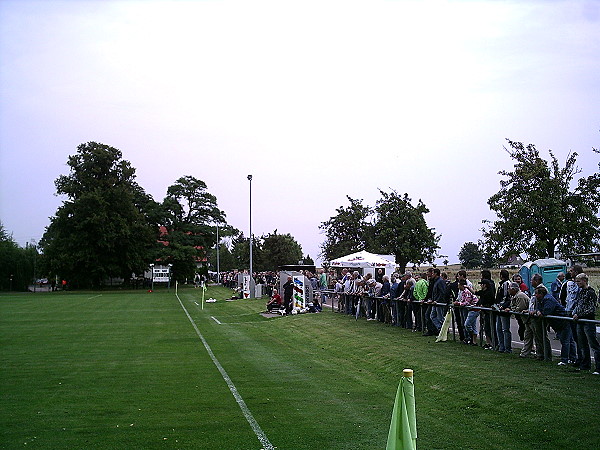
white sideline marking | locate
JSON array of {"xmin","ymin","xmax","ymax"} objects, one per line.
[
  {"xmin": 175, "ymin": 294, "xmax": 274, "ymax": 450},
  {"xmin": 87, "ymin": 294, "xmax": 102, "ymax": 300},
  {"xmin": 211, "ymin": 316, "xmax": 222, "ymax": 325}
]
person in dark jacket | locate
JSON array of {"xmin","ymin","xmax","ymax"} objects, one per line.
[
  {"xmin": 534, "ymin": 287, "xmax": 574, "ymax": 365},
  {"xmin": 283, "ymin": 276, "xmax": 294, "ymax": 314},
  {"xmin": 469, "ymin": 271, "xmax": 495, "ymax": 349},
  {"xmin": 495, "ymin": 269, "xmax": 512, "ymax": 353},
  {"xmin": 447, "ymin": 274, "xmax": 464, "ymax": 341},
  {"xmin": 551, "ymin": 272, "xmax": 565, "ymax": 300},
  {"xmin": 430, "ymin": 268, "xmax": 448, "ymax": 334}
]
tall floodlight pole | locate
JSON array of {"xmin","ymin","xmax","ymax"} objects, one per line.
[{"xmin": 247, "ymin": 174, "xmax": 253, "ymax": 298}]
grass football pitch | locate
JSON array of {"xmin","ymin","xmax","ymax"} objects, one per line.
[{"xmin": 1, "ymin": 287, "xmax": 599, "ymax": 449}]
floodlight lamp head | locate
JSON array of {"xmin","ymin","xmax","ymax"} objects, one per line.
[{"xmin": 247, "ymin": 174, "xmax": 252, "ymax": 181}]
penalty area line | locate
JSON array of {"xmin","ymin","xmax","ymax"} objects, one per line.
[
  {"xmin": 211, "ymin": 316, "xmax": 222, "ymax": 324},
  {"xmin": 175, "ymin": 293, "xmax": 274, "ymax": 450}
]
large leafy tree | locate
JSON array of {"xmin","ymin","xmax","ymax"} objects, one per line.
[
  {"xmin": 159, "ymin": 176, "xmax": 227, "ymax": 281},
  {"xmin": 319, "ymin": 196, "xmax": 373, "ymax": 262},
  {"xmin": 319, "ymin": 192, "xmax": 439, "ymax": 272},
  {"xmin": 458, "ymin": 241, "xmax": 483, "ymax": 269},
  {"xmin": 372, "ymin": 190, "xmax": 440, "ymax": 273},
  {"xmin": 40, "ymin": 142, "xmax": 155, "ymax": 288},
  {"xmin": 261, "ymin": 230, "xmax": 303, "ymax": 271},
  {"xmin": 482, "ymin": 140, "xmax": 600, "ymax": 260}
]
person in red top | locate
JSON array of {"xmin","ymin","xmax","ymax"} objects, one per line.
[
  {"xmin": 512, "ymin": 274, "xmax": 528, "ymax": 293},
  {"xmin": 266, "ymin": 289, "xmax": 283, "ymax": 312}
]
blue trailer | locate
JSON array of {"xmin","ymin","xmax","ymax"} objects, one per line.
[{"xmin": 519, "ymin": 258, "xmax": 567, "ymax": 294}]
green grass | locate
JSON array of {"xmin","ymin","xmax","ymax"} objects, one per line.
[{"xmin": 1, "ymin": 287, "xmax": 599, "ymax": 449}]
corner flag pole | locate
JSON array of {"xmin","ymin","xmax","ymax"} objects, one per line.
[{"xmin": 386, "ymin": 368, "xmax": 417, "ymax": 450}]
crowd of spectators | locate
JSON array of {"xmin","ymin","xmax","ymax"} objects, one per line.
[
  {"xmin": 215, "ymin": 265, "xmax": 599, "ymax": 373},
  {"xmin": 330, "ymin": 265, "xmax": 599, "ymax": 374}
]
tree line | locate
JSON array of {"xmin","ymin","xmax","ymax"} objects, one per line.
[
  {"xmin": 1, "ymin": 142, "xmax": 309, "ymax": 290},
  {"xmin": 2, "ymin": 138, "xmax": 598, "ymax": 290},
  {"xmin": 320, "ymin": 139, "xmax": 599, "ymax": 271}
]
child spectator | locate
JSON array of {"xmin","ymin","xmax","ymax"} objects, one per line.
[{"xmin": 455, "ymin": 280, "xmax": 479, "ymax": 345}]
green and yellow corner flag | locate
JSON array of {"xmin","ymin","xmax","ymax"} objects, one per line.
[{"xmin": 386, "ymin": 369, "xmax": 417, "ymax": 450}]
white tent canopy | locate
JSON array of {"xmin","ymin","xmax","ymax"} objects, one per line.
[{"xmin": 329, "ymin": 251, "xmax": 397, "ymax": 270}]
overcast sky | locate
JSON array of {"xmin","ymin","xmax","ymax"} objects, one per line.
[{"xmin": 1, "ymin": 0, "xmax": 599, "ymax": 266}]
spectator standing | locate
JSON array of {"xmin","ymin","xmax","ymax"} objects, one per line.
[
  {"xmin": 507, "ymin": 282, "xmax": 531, "ymax": 357},
  {"xmin": 512, "ymin": 273, "xmax": 527, "ymax": 340},
  {"xmin": 529, "ymin": 274, "xmax": 552, "ymax": 361},
  {"xmin": 566, "ymin": 265, "xmax": 584, "ymax": 366},
  {"xmin": 422, "ymin": 268, "xmax": 438, "ymax": 336},
  {"xmin": 551, "ymin": 272, "xmax": 565, "ymax": 300},
  {"xmin": 447, "ymin": 273, "xmax": 463, "ymax": 341},
  {"xmin": 351, "ymin": 271, "xmax": 364, "ymax": 317},
  {"xmin": 455, "ymin": 279, "xmax": 479, "ymax": 345},
  {"xmin": 334, "ymin": 277, "xmax": 344, "ymax": 312},
  {"xmin": 396, "ymin": 273, "xmax": 407, "ymax": 328},
  {"xmin": 470, "ymin": 271, "xmax": 495, "ymax": 349},
  {"xmin": 456, "ymin": 271, "xmax": 472, "ymax": 342},
  {"xmin": 430, "ymin": 268, "xmax": 448, "ymax": 334},
  {"xmin": 379, "ymin": 275, "xmax": 391, "ymax": 323},
  {"xmin": 366, "ymin": 278, "xmax": 383, "ymax": 321},
  {"xmin": 309, "ymin": 272, "xmax": 319, "ymax": 292},
  {"xmin": 389, "ymin": 274, "xmax": 400, "ymax": 326},
  {"xmin": 343, "ymin": 271, "xmax": 353, "ymax": 315},
  {"xmin": 319, "ymin": 269, "xmax": 328, "ymax": 304},
  {"xmin": 559, "ymin": 272, "xmax": 571, "ymax": 306},
  {"xmin": 283, "ymin": 276, "xmax": 294, "ymax": 315},
  {"xmin": 380, "ymin": 275, "xmax": 391, "ymax": 297},
  {"xmin": 401, "ymin": 272, "xmax": 416, "ymax": 330},
  {"xmin": 412, "ymin": 273, "xmax": 428, "ymax": 332},
  {"xmin": 512, "ymin": 274, "xmax": 528, "ymax": 292},
  {"xmin": 572, "ymin": 273, "xmax": 600, "ymax": 374},
  {"xmin": 534, "ymin": 287, "xmax": 574, "ymax": 366},
  {"xmin": 495, "ymin": 269, "xmax": 512, "ymax": 353},
  {"xmin": 457, "ymin": 270, "xmax": 473, "ymax": 289}
]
